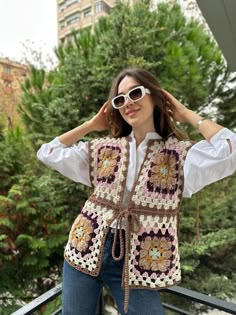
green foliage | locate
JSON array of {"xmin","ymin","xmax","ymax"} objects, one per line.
[
  {"xmin": 216, "ymin": 81, "xmax": 236, "ymax": 130},
  {"xmin": 0, "ymin": 127, "xmax": 30, "ymax": 194},
  {"xmin": 0, "ymin": 128, "xmax": 71, "ymax": 311},
  {"xmin": 180, "ymin": 175, "xmax": 236, "ymax": 300},
  {"xmin": 0, "ymin": 171, "xmax": 69, "ymax": 294}
]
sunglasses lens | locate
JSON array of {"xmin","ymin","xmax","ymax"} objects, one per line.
[
  {"xmin": 113, "ymin": 96, "xmax": 125, "ymax": 108},
  {"xmin": 129, "ymin": 88, "xmax": 143, "ymax": 101}
]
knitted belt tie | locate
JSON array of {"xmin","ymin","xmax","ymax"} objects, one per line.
[{"xmin": 111, "ymin": 209, "xmax": 141, "ymax": 314}]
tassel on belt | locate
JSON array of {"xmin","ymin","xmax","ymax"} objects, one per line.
[{"xmin": 111, "ymin": 209, "xmax": 140, "ymax": 314}]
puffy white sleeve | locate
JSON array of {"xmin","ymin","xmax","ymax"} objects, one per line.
[
  {"xmin": 183, "ymin": 128, "xmax": 236, "ymax": 197},
  {"xmin": 37, "ymin": 137, "xmax": 92, "ymax": 187}
]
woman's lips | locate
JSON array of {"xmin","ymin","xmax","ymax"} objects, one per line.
[{"xmin": 126, "ymin": 109, "xmax": 140, "ymax": 117}]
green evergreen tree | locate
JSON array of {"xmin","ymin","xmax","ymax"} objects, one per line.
[{"xmin": 0, "ymin": 130, "xmax": 70, "ymax": 313}]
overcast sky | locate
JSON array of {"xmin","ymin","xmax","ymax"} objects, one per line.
[{"xmin": 0, "ymin": 0, "xmax": 58, "ymax": 65}]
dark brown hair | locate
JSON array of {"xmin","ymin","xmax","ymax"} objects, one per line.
[{"xmin": 106, "ymin": 67, "xmax": 187, "ymax": 140}]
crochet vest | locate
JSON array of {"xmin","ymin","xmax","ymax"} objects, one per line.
[{"xmin": 64, "ymin": 136, "xmax": 192, "ymax": 312}]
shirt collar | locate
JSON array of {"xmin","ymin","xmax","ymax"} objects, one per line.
[{"xmin": 129, "ymin": 131, "xmax": 162, "ymax": 142}]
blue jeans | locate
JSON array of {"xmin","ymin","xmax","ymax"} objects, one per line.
[{"xmin": 62, "ymin": 228, "xmax": 165, "ymax": 315}]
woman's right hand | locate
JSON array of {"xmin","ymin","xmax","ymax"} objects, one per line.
[
  {"xmin": 58, "ymin": 101, "xmax": 110, "ymax": 147},
  {"xmin": 88, "ymin": 101, "xmax": 109, "ymax": 132}
]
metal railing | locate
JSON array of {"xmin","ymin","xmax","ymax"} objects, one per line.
[{"xmin": 11, "ymin": 284, "xmax": 236, "ymax": 315}]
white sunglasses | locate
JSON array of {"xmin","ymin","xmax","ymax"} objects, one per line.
[{"xmin": 112, "ymin": 85, "xmax": 151, "ymax": 109}]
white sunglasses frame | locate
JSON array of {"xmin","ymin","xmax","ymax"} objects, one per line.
[{"xmin": 111, "ymin": 85, "xmax": 151, "ymax": 109}]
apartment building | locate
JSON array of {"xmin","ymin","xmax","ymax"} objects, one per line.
[
  {"xmin": 0, "ymin": 58, "xmax": 28, "ymax": 128},
  {"xmin": 57, "ymin": 0, "xmax": 204, "ymax": 43},
  {"xmin": 57, "ymin": 0, "xmax": 115, "ymax": 43}
]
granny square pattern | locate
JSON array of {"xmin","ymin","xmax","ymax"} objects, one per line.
[
  {"xmin": 132, "ymin": 139, "xmax": 190, "ymax": 211},
  {"xmin": 64, "ymin": 200, "xmax": 114, "ymax": 275},
  {"xmin": 129, "ymin": 215, "xmax": 180, "ymax": 289},
  {"xmin": 89, "ymin": 137, "xmax": 129, "ymax": 205}
]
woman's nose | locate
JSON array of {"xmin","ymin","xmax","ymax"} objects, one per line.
[{"xmin": 123, "ymin": 96, "xmax": 133, "ymax": 107}]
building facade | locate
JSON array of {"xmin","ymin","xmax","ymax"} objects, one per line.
[
  {"xmin": 57, "ymin": 0, "xmax": 115, "ymax": 43},
  {"xmin": 57, "ymin": 0, "xmax": 205, "ymax": 44},
  {"xmin": 0, "ymin": 58, "xmax": 28, "ymax": 129}
]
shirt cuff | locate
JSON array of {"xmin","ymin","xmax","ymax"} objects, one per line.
[
  {"xmin": 46, "ymin": 137, "xmax": 67, "ymax": 153},
  {"xmin": 210, "ymin": 128, "xmax": 236, "ymax": 154},
  {"xmin": 210, "ymin": 128, "xmax": 235, "ymax": 142},
  {"xmin": 37, "ymin": 137, "xmax": 66, "ymax": 157},
  {"xmin": 53, "ymin": 137, "xmax": 67, "ymax": 147}
]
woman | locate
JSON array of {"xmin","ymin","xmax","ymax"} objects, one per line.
[{"xmin": 37, "ymin": 68, "xmax": 236, "ymax": 315}]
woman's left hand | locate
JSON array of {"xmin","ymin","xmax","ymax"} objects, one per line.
[
  {"xmin": 162, "ymin": 89, "xmax": 191, "ymax": 123},
  {"xmin": 162, "ymin": 89, "xmax": 224, "ymax": 140}
]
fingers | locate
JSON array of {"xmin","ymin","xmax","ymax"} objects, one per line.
[
  {"xmin": 101, "ymin": 100, "xmax": 109, "ymax": 114},
  {"xmin": 161, "ymin": 89, "xmax": 176, "ymax": 105},
  {"xmin": 161, "ymin": 89, "xmax": 171, "ymax": 97},
  {"xmin": 162, "ymin": 89, "xmax": 185, "ymax": 109}
]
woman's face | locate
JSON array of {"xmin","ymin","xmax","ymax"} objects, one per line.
[{"xmin": 117, "ymin": 75, "xmax": 156, "ymax": 134}]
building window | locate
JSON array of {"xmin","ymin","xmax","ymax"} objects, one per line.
[
  {"xmin": 95, "ymin": 1, "xmax": 110, "ymax": 14},
  {"xmin": 95, "ymin": 1, "xmax": 103, "ymax": 13},
  {"xmin": 66, "ymin": 0, "xmax": 80, "ymax": 7},
  {"xmin": 60, "ymin": 21, "xmax": 65, "ymax": 29},
  {"xmin": 67, "ymin": 12, "xmax": 80, "ymax": 25},
  {"xmin": 60, "ymin": 3, "xmax": 65, "ymax": 11},
  {"xmin": 3, "ymin": 66, "xmax": 11, "ymax": 74},
  {"xmin": 84, "ymin": 7, "xmax": 92, "ymax": 18}
]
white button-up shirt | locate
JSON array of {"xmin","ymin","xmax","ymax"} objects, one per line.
[{"xmin": 37, "ymin": 128, "xmax": 236, "ymax": 202}]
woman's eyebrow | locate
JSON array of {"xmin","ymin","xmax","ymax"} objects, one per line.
[{"xmin": 117, "ymin": 85, "xmax": 140, "ymax": 96}]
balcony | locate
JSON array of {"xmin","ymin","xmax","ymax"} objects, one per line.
[
  {"xmin": 2, "ymin": 72, "xmax": 13, "ymax": 82},
  {"xmin": 10, "ymin": 283, "xmax": 236, "ymax": 315}
]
